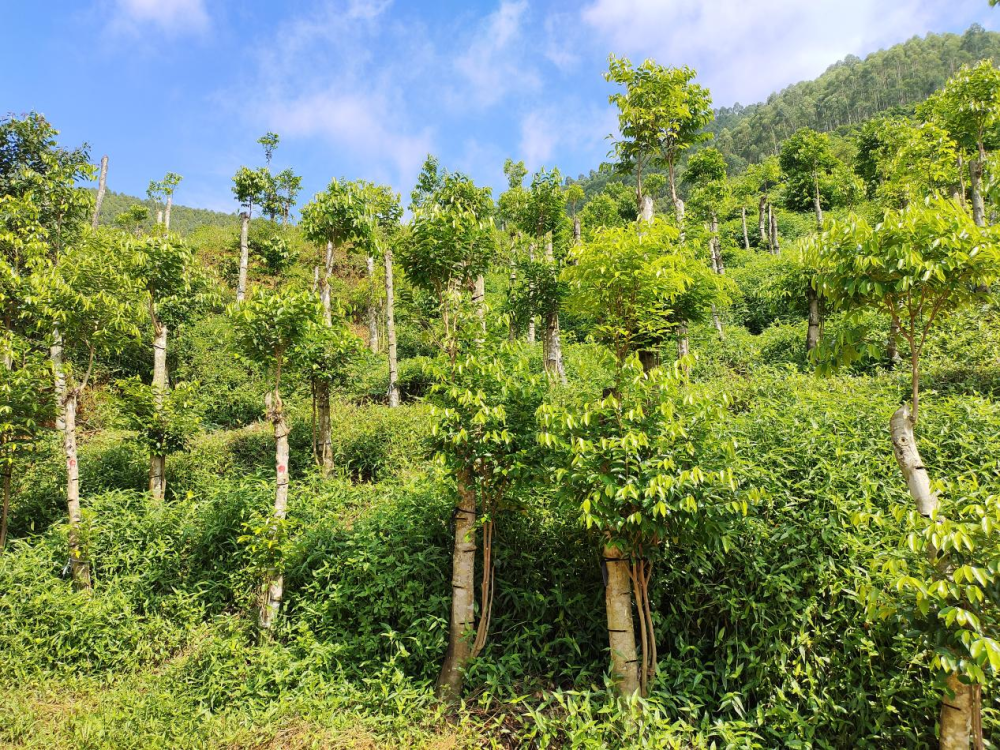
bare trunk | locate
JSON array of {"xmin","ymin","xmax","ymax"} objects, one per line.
[
  {"xmin": 957, "ymin": 154, "xmax": 967, "ymax": 209},
  {"xmin": 710, "ymin": 213, "xmax": 724, "ymax": 274},
  {"xmin": 91, "ymin": 155, "xmax": 108, "ymax": 229},
  {"xmin": 237, "ymin": 212, "xmax": 249, "ymax": 303},
  {"xmin": 51, "ymin": 327, "xmax": 66, "ymax": 432},
  {"xmin": 0, "ymin": 458, "xmax": 11, "ymax": 551},
  {"xmin": 527, "ymin": 243, "xmax": 536, "ymax": 343},
  {"xmin": 813, "ymin": 175, "xmax": 823, "ymax": 228},
  {"xmin": 676, "ymin": 322, "xmax": 690, "ymax": 372},
  {"xmin": 573, "ymin": 216, "xmax": 581, "ymax": 244},
  {"xmin": 64, "ymin": 390, "xmax": 91, "ymax": 590},
  {"xmin": 165, "ymin": 195, "xmax": 173, "ymax": 232},
  {"xmin": 542, "ymin": 237, "xmax": 566, "ymax": 384},
  {"xmin": 312, "ymin": 266, "xmax": 319, "ymax": 293},
  {"xmin": 259, "ymin": 390, "xmax": 289, "ymax": 631},
  {"xmin": 150, "ymin": 311, "xmax": 168, "ymax": 501},
  {"xmin": 385, "ymin": 246, "xmax": 399, "ymax": 408},
  {"xmin": 472, "ymin": 274, "xmax": 486, "ymax": 341},
  {"xmin": 436, "ymin": 467, "xmax": 477, "ymax": 701},
  {"xmin": 758, "ymin": 196, "xmax": 768, "ymax": 246},
  {"xmin": 603, "ymin": 545, "xmax": 639, "ymax": 695},
  {"xmin": 638, "ymin": 349, "xmax": 659, "ymax": 372},
  {"xmin": 890, "ymin": 404, "xmax": 935, "ymax": 516},
  {"xmin": 741, "ymin": 207, "xmax": 750, "ymax": 249},
  {"xmin": 888, "ymin": 318, "xmax": 902, "ymax": 367},
  {"xmin": 321, "ymin": 241, "xmax": 333, "ymax": 326},
  {"xmin": 969, "ymin": 158, "xmax": 985, "ymax": 228},
  {"xmin": 939, "ymin": 673, "xmax": 973, "ymax": 750},
  {"xmin": 769, "ymin": 207, "xmax": 780, "ymax": 255},
  {"xmin": 639, "ymin": 194, "xmax": 654, "ymax": 223},
  {"xmin": 365, "ymin": 256, "xmax": 379, "ymax": 353},
  {"xmin": 156, "ymin": 210, "xmax": 163, "ymax": 226},
  {"xmin": 806, "ymin": 285, "xmax": 821, "ymax": 353},
  {"xmin": 712, "ymin": 306, "xmax": 724, "ymax": 340},
  {"xmin": 316, "ymin": 380, "xmax": 333, "ymax": 476}
]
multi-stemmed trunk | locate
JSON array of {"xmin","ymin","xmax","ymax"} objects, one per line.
[
  {"xmin": 149, "ymin": 307, "xmax": 168, "ymax": 501},
  {"xmin": 806, "ymin": 284, "xmax": 821, "ymax": 353},
  {"xmin": 385, "ymin": 245, "xmax": 399, "ymax": 408},
  {"xmin": 603, "ymin": 544, "xmax": 640, "ymax": 695},
  {"xmin": 366, "ymin": 256, "xmax": 379, "ymax": 353},
  {"xmin": 542, "ymin": 236, "xmax": 566, "ymax": 384},
  {"xmin": 436, "ymin": 467, "xmax": 477, "ymax": 701},
  {"xmin": 63, "ymin": 387, "xmax": 91, "ymax": 590},
  {"xmin": 741, "ymin": 207, "xmax": 750, "ymax": 250},
  {"xmin": 812, "ymin": 175, "xmax": 823, "ymax": 228},
  {"xmin": 91, "ymin": 155, "xmax": 108, "ymax": 229},
  {"xmin": 259, "ymin": 388, "xmax": 289, "ymax": 631},
  {"xmin": 237, "ymin": 212, "xmax": 250, "ymax": 303}
]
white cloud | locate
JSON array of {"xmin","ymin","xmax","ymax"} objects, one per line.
[
  {"xmin": 581, "ymin": 0, "xmax": 989, "ymax": 105},
  {"xmin": 111, "ymin": 0, "xmax": 209, "ymax": 34},
  {"xmin": 454, "ymin": 0, "xmax": 541, "ymax": 108},
  {"xmin": 347, "ymin": 0, "xmax": 393, "ymax": 19}
]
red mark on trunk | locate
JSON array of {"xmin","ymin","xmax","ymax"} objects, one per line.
[{"xmin": 278, "ymin": 464, "xmax": 286, "ymax": 473}]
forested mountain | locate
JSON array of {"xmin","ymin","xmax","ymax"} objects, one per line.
[
  {"xmin": 711, "ymin": 25, "xmax": 1000, "ymax": 169},
  {"xmin": 91, "ymin": 188, "xmax": 238, "ymax": 235}
]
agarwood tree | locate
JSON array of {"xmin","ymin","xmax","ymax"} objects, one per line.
[
  {"xmin": 230, "ymin": 289, "xmax": 319, "ymax": 629},
  {"xmin": 779, "ymin": 128, "xmax": 838, "ymax": 228},
  {"xmin": 232, "ymin": 166, "xmax": 270, "ymax": 302}
]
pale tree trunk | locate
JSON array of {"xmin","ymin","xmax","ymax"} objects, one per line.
[
  {"xmin": 149, "ymin": 308, "xmax": 168, "ymax": 501},
  {"xmin": 312, "ymin": 266, "xmax": 319, "ymax": 294},
  {"xmin": 259, "ymin": 390, "xmax": 289, "ymax": 631},
  {"xmin": 769, "ymin": 208, "xmax": 780, "ymax": 255},
  {"xmin": 51, "ymin": 327, "xmax": 66, "ymax": 431},
  {"xmin": 542, "ymin": 237, "xmax": 566, "ymax": 384},
  {"xmin": 508, "ymin": 263, "xmax": 518, "ymax": 342},
  {"xmin": 603, "ymin": 545, "xmax": 639, "ymax": 695},
  {"xmin": 165, "ymin": 195, "xmax": 173, "ymax": 232},
  {"xmin": 969, "ymin": 158, "xmax": 985, "ymax": 228},
  {"xmin": 91, "ymin": 155, "xmax": 108, "ymax": 229},
  {"xmin": 385, "ymin": 246, "xmax": 399, "ymax": 408},
  {"xmin": 957, "ymin": 155, "xmax": 967, "ymax": 210},
  {"xmin": 709, "ymin": 213, "xmax": 725, "ymax": 340},
  {"xmin": 639, "ymin": 194, "xmax": 654, "ymax": 223},
  {"xmin": 64, "ymin": 389, "xmax": 91, "ymax": 590},
  {"xmin": 806, "ymin": 285, "xmax": 821, "ymax": 353},
  {"xmin": 758, "ymin": 196, "xmax": 768, "ymax": 246},
  {"xmin": 676, "ymin": 322, "xmax": 690, "ymax": 372},
  {"xmin": 321, "ymin": 241, "xmax": 333, "ymax": 326},
  {"xmin": 813, "ymin": 175, "xmax": 823, "ymax": 228},
  {"xmin": 527, "ymin": 243, "xmax": 536, "ymax": 343},
  {"xmin": 366, "ymin": 256, "xmax": 379, "ymax": 353},
  {"xmin": 741, "ymin": 207, "xmax": 750, "ymax": 250},
  {"xmin": 316, "ymin": 380, "xmax": 332, "ymax": 476},
  {"xmin": 237, "ymin": 212, "xmax": 250, "ymax": 303},
  {"xmin": 573, "ymin": 216, "xmax": 581, "ymax": 244},
  {"xmin": 436, "ymin": 467, "xmax": 477, "ymax": 701},
  {"xmin": 890, "ymin": 405, "xmax": 973, "ymax": 749},
  {"xmin": 888, "ymin": 319, "xmax": 902, "ymax": 367},
  {"xmin": 472, "ymin": 274, "xmax": 486, "ymax": 341},
  {"xmin": 156, "ymin": 210, "xmax": 163, "ymax": 226}
]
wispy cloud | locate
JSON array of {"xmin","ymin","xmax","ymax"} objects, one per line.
[
  {"xmin": 109, "ymin": 0, "xmax": 209, "ymax": 35},
  {"xmin": 519, "ymin": 103, "xmax": 617, "ymax": 174}
]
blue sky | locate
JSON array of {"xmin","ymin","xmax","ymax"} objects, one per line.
[{"xmin": 3, "ymin": 0, "xmax": 997, "ymax": 214}]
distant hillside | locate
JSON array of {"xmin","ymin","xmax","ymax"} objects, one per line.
[
  {"xmin": 92, "ymin": 188, "xmax": 238, "ymax": 236},
  {"xmin": 710, "ymin": 25, "xmax": 1000, "ymax": 170},
  {"xmin": 571, "ymin": 24, "xmax": 1000, "ymax": 194}
]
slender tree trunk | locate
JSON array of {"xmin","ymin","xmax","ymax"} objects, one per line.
[
  {"xmin": 237, "ymin": 212, "xmax": 250, "ymax": 303},
  {"xmin": 676, "ymin": 322, "xmax": 690, "ymax": 369},
  {"xmin": 0, "ymin": 455, "xmax": 11, "ymax": 551},
  {"xmin": 888, "ymin": 318, "xmax": 902, "ymax": 368},
  {"xmin": 91, "ymin": 155, "xmax": 108, "ymax": 229},
  {"xmin": 957, "ymin": 154, "xmax": 967, "ymax": 209},
  {"xmin": 709, "ymin": 213, "xmax": 725, "ymax": 340},
  {"xmin": 51, "ymin": 327, "xmax": 66, "ymax": 432},
  {"xmin": 150, "ymin": 308, "xmax": 168, "ymax": 501},
  {"xmin": 527, "ymin": 243, "xmax": 536, "ymax": 343},
  {"xmin": 573, "ymin": 216, "xmax": 581, "ymax": 244},
  {"xmin": 436, "ymin": 467, "xmax": 477, "ymax": 701},
  {"xmin": 366, "ymin": 256, "xmax": 379, "ymax": 353},
  {"xmin": 741, "ymin": 207, "xmax": 750, "ymax": 249},
  {"xmin": 312, "ymin": 266, "xmax": 319, "ymax": 294},
  {"xmin": 165, "ymin": 195, "xmax": 173, "ymax": 232},
  {"xmin": 758, "ymin": 196, "xmax": 768, "ymax": 246},
  {"xmin": 316, "ymin": 380, "xmax": 332, "ymax": 476},
  {"xmin": 472, "ymin": 274, "xmax": 486, "ymax": 340},
  {"xmin": 603, "ymin": 545, "xmax": 639, "ymax": 695},
  {"xmin": 156, "ymin": 210, "xmax": 163, "ymax": 226},
  {"xmin": 770, "ymin": 208, "xmax": 780, "ymax": 255},
  {"xmin": 969, "ymin": 158, "xmax": 985, "ymax": 228},
  {"xmin": 259, "ymin": 390, "xmax": 289, "ymax": 631},
  {"xmin": 813, "ymin": 175, "xmax": 823, "ymax": 228},
  {"xmin": 385, "ymin": 246, "xmax": 399, "ymax": 408},
  {"xmin": 806, "ymin": 284, "xmax": 821, "ymax": 353},
  {"xmin": 639, "ymin": 194, "xmax": 654, "ymax": 223},
  {"xmin": 542, "ymin": 237, "xmax": 566, "ymax": 384},
  {"xmin": 64, "ymin": 389, "xmax": 91, "ymax": 590},
  {"xmin": 322, "ymin": 242, "xmax": 333, "ymax": 325}
]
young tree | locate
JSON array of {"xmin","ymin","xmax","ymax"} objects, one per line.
[
  {"xmin": 683, "ymin": 147, "xmax": 730, "ymax": 338},
  {"xmin": 779, "ymin": 128, "xmax": 839, "ymax": 228},
  {"xmin": 742, "ymin": 157, "xmax": 782, "ymax": 251},
  {"xmin": 605, "ymin": 56, "xmax": 714, "ymax": 222},
  {"xmin": 159, "ymin": 172, "xmax": 182, "ymax": 233},
  {"xmin": 813, "ymin": 196, "xmax": 999, "ymax": 747},
  {"xmin": 232, "ymin": 166, "xmax": 269, "ymax": 302},
  {"xmin": 230, "ymin": 289, "xmax": 319, "ymax": 628},
  {"xmin": 428, "ymin": 350, "xmax": 544, "ymax": 700},
  {"xmin": 274, "ymin": 168, "xmax": 303, "ymax": 225},
  {"xmin": 498, "ymin": 159, "xmax": 531, "ymax": 341},
  {"xmin": 923, "ymin": 60, "xmax": 1000, "ymax": 227},
  {"xmin": 565, "ymin": 183, "xmax": 585, "ymax": 243}
]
